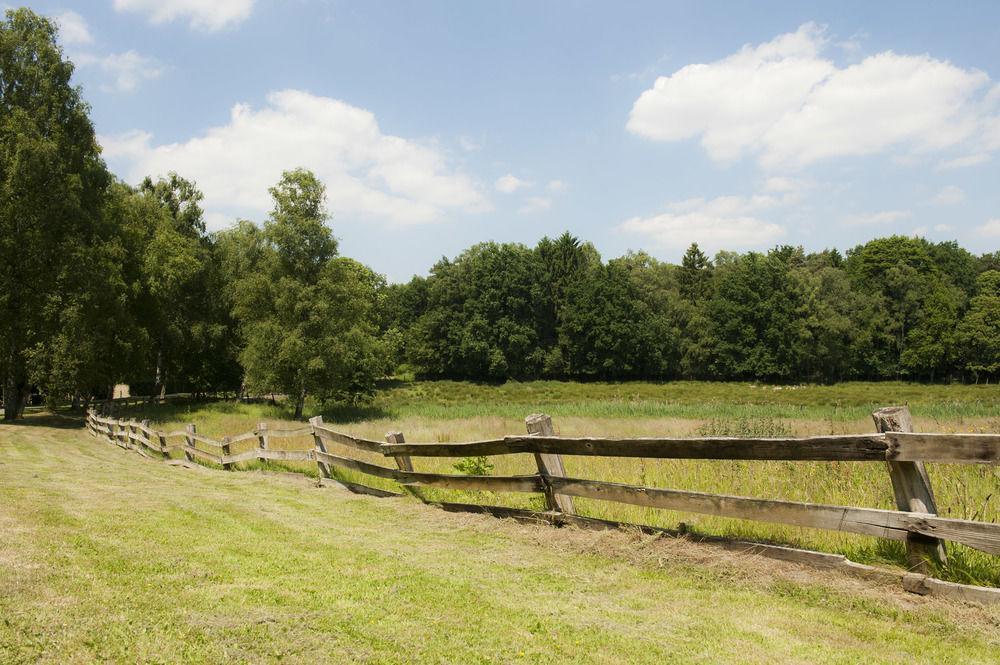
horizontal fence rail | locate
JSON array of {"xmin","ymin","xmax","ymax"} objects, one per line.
[
  {"xmin": 380, "ymin": 433, "xmax": 1000, "ymax": 464},
  {"xmin": 85, "ymin": 402, "xmax": 1000, "ymax": 602}
]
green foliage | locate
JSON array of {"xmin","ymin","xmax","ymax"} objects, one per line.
[
  {"xmin": 560, "ymin": 257, "xmax": 678, "ymax": 378},
  {"xmin": 702, "ymin": 249, "xmax": 804, "ymax": 381},
  {"xmin": 1, "ymin": 8, "xmax": 111, "ymax": 417},
  {"xmin": 407, "ymin": 242, "xmax": 546, "ymax": 380},
  {"xmin": 389, "ymin": 233, "xmax": 999, "ymax": 385},
  {"xmin": 453, "ymin": 455, "xmax": 495, "ymax": 476},
  {"xmin": 955, "ymin": 271, "xmax": 1000, "ymax": 379},
  {"xmin": 233, "ymin": 169, "xmax": 385, "ymax": 418},
  {"xmin": 678, "ymin": 242, "xmax": 712, "ymax": 302}
]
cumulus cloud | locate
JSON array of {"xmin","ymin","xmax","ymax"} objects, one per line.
[
  {"xmin": 938, "ymin": 153, "xmax": 991, "ymax": 169},
  {"xmin": 546, "ymin": 179, "xmax": 569, "ymax": 193},
  {"xmin": 930, "ymin": 185, "xmax": 966, "ymax": 205},
  {"xmin": 113, "ymin": 0, "xmax": 254, "ymax": 31},
  {"xmin": 519, "ymin": 197, "xmax": 552, "ymax": 214},
  {"xmin": 458, "ymin": 135, "xmax": 483, "ymax": 152},
  {"xmin": 76, "ymin": 50, "xmax": 166, "ymax": 92},
  {"xmin": 619, "ymin": 195, "xmax": 786, "ymax": 253},
  {"xmin": 627, "ymin": 23, "xmax": 998, "ymax": 169},
  {"xmin": 841, "ymin": 210, "xmax": 911, "ymax": 226},
  {"xmin": 100, "ymin": 90, "xmax": 490, "ymax": 227},
  {"xmin": 979, "ymin": 219, "xmax": 1000, "ymax": 237},
  {"xmin": 933, "ymin": 224, "xmax": 954, "ymax": 232},
  {"xmin": 495, "ymin": 174, "xmax": 532, "ymax": 193},
  {"xmin": 53, "ymin": 10, "xmax": 93, "ymax": 45},
  {"xmin": 762, "ymin": 176, "xmax": 799, "ymax": 193}
]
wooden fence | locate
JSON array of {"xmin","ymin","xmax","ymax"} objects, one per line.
[{"xmin": 85, "ymin": 405, "xmax": 1000, "ymax": 602}]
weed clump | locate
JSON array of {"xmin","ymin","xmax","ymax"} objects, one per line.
[
  {"xmin": 453, "ymin": 456, "xmax": 495, "ymax": 476},
  {"xmin": 696, "ymin": 417, "xmax": 793, "ymax": 438}
]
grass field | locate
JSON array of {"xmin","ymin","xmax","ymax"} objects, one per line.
[
  {"xmin": 3, "ymin": 417, "xmax": 1000, "ymax": 663},
  {"xmin": 110, "ymin": 380, "xmax": 1000, "ymax": 587}
]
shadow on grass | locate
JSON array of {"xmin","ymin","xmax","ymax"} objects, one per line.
[
  {"xmin": 104, "ymin": 397, "xmax": 393, "ymax": 427},
  {"xmin": 1, "ymin": 411, "xmax": 86, "ymax": 429}
]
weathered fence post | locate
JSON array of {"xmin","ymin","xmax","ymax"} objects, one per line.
[
  {"xmin": 525, "ymin": 413, "xmax": 575, "ymax": 515},
  {"xmin": 184, "ymin": 424, "xmax": 196, "ymax": 464},
  {"xmin": 146, "ymin": 419, "xmax": 166, "ymax": 457},
  {"xmin": 386, "ymin": 431, "xmax": 422, "ymax": 498},
  {"xmin": 256, "ymin": 422, "xmax": 269, "ymax": 451},
  {"xmin": 140, "ymin": 419, "xmax": 152, "ymax": 452},
  {"xmin": 385, "ymin": 431, "xmax": 413, "ymax": 472},
  {"xmin": 873, "ymin": 405, "xmax": 946, "ymax": 572},
  {"xmin": 309, "ymin": 416, "xmax": 331, "ymax": 479},
  {"xmin": 221, "ymin": 436, "xmax": 233, "ymax": 471}
]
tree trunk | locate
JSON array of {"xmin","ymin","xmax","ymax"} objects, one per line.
[
  {"xmin": 17, "ymin": 387, "xmax": 29, "ymax": 418},
  {"xmin": 71, "ymin": 391, "xmax": 81, "ymax": 410},
  {"xmin": 3, "ymin": 345, "xmax": 26, "ymax": 421},
  {"xmin": 3, "ymin": 383, "xmax": 23, "ymax": 421},
  {"xmin": 154, "ymin": 348, "xmax": 166, "ymax": 399},
  {"xmin": 294, "ymin": 386, "xmax": 306, "ymax": 420}
]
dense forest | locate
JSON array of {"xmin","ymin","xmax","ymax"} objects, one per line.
[
  {"xmin": 2, "ymin": 8, "xmax": 999, "ymax": 420},
  {"xmin": 383, "ymin": 234, "xmax": 1000, "ymax": 385}
]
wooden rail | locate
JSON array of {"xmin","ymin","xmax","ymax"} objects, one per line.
[
  {"xmin": 85, "ymin": 403, "xmax": 1000, "ymax": 603},
  {"xmin": 379, "ymin": 433, "xmax": 1000, "ymax": 464}
]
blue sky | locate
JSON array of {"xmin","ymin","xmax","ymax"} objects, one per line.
[{"xmin": 21, "ymin": 1, "xmax": 1000, "ymax": 281}]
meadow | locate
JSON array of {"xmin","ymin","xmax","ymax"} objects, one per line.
[
  {"xmin": 3, "ymin": 417, "xmax": 1000, "ymax": 663},
  {"xmin": 113, "ymin": 380, "xmax": 1000, "ymax": 587}
]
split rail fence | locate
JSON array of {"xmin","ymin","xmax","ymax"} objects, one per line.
[{"xmin": 86, "ymin": 404, "xmax": 1000, "ymax": 600}]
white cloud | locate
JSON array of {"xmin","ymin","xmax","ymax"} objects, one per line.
[
  {"xmin": 911, "ymin": 226, "xmax": 928, "ymax": 237},
  {"xmin": 519, "ymin": 196, "xmax": 552, "ymax": 214},
  {"xmin": 933, "ymin": 224, "xmax": 953, "ymax": 232},
  {"xmin": 54, "ymin": 10, "xmax": 93, "ymax": 45},
  {"xmin": 841, "ymin": 210, "xmax": 911, "ymax": 226},
  {"xmin": 985, "ymin": 113, "xmax": 1000, "ymax": 150},
  {"xmin": 458, "ymin": 135, "xmax": 483, "ymax": 152},
  {"xmin": 113, "ymin": 0, "xmax": 253, "ymax": 31},
  {"xmin": 546, "ymin": 179, "xmax": 569, "ymax": 193},
  {"xmin": 979, "ymin": 219, "xmax": 1000, "ymax": 237},
  {"xmin": 628, "ymin": 23, "xmax": 998, "ymax": 169},
  {"xmin": 937, "ymin": 153, "xmax": 991, "ymax": 170},
  {"xmin": 763, "ymin": 176, "xmax": 799, "ymax": 193},
  {"xmin": 77, "ymin": 50, "xmax": 165, "ymax": 92},
  {"xmin": 100, "ymin": 89, "xmax": 490, "ymax": 227},
  {"xmin": 495, "ymin": 174, "xmax": 532, "ymax": 193},
  {"xmin": 930, "ymin": 185, "xmax": 966, "ymax": 205},
  {"xmin": 619, "ymin": 194, "xmax": 785, "ymax": 252},
  {"xmin": 627, "ymin": 23, "xmax": 833, "ymax": 163}
]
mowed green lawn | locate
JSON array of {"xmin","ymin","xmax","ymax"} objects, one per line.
[{"xmin": 2, "ymin": 417, "xmax": 999, "ymax": 664}]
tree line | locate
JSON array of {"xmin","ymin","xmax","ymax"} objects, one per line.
[
  {"xmin": 382, "ymin": 234, "xmax": 1000, "ymax": 385},
  {"xmin": 2, "ymin": 8, "xmax": 999, "ymax": 420}
]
